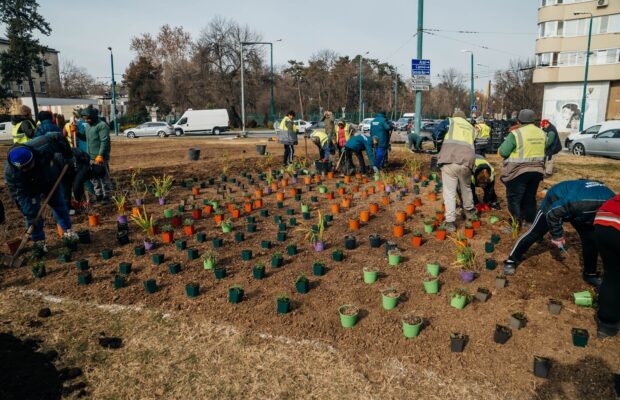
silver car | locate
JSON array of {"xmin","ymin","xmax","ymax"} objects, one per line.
[
  {"xmin": 124, "ymin": 122, "xmax": 173, "ymax": 138},
  {"xmin": 571, "ymin": 128, "xmax": 620, "ymax": 159}
]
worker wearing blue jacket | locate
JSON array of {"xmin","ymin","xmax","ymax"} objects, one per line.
[
  {"xmin": 504, "ymin": 179, "xmax": 614, "ymax": 287},
  {"xmin": 369, "ymin": 112, "xmax": 391, "ymax": 170},
  {"xmin": 344, "ymin": 134, "xmax": 377, "ymax": 175}
]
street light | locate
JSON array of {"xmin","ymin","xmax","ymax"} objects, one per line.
[
  {"xmin": 359, "ymin": 51, "xmax": 369, "ymax": 123},
  {"xmin": 462, "ymin": 50, "xmax": 474, "ymax": 116},
  {"xmin": 108, "ymin": 47, "xmax": 119, "ymax": 135},
  {"xmin": 240, "ymin": 39, "xmax": 282, "ymax": 136},
  {"xmin": 574, "ymin": 12, "xmax": 593, "ymax": 132}
]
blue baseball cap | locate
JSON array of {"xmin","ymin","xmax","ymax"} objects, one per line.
[{"xmin": 8, "ymin": 147, "xmax": 34, "ymax": 169}]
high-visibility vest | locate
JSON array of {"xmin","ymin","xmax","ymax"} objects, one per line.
[
  {"xmin": 506, "ymin": 124, "xmax": 546, "ymax": 163},
  {"xmin": 311, "ymin": 130, "xmax": 329, "ymax": 147},
  {"xmin": 11, "ymin": 120, "xmax": 34, "ymax": 144},
  {"xmin": 279, "ymin": 116, "xmax": 298, "ymax": 133},
  {"xmin": 476, "ymin": 123, "xmax": 490, "ymax": 139},
  {"xmin": 472, "ymin": 155, "xmax": 495, "ymax": 183},
  {"xmin": 64, "ymin": 122, "xmax": 78, "ymax": 147},
  {"xmin": 444, "ymin": 117, "xmax": 475, "ymax": 148}
]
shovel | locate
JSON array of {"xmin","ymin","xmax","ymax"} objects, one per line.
[{"xmin": 6, "ymin": 164, "xmax": 69, "ymax": 268}]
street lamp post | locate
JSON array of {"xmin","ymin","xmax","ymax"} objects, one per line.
[
  {"xmin": 108, "ymin": 47, "xmax": 119, "ymax": 135},
  {"xmin": 359, "ymin": 51, "xmax": 369, "ymax": 123},
  {"xmin": 462, "ymin": 50, "xmax": 474, "ymax": 115},
  {"xmin": 240, "ymin": 40, "xmax": 281, "ymax": 136},
  {"xmin": 574, "ymin": 12, "xmax": 593, "ymax": 132}
]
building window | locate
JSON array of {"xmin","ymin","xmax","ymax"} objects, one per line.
[
  {"xmin": 18, "ymin": 84, "xmax": 24, "ymax": 95},
  {"xmin": 552, "ymin": 48, "xmax": 620, "ymax": 67},
  {"xmin": 540, "ymin": 0, "xmax": 592, "ymax": 7},
  {"xmin": 539, "ymin": 14, "xmax": 620, "ymax": 38},
  {"xmin": 40, "ymin": 82, "xmax": 46, "ymax": 93}
]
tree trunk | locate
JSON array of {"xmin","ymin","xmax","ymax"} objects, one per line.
[{"xmin": 28, "ymin": 74, "xmax": 39, "ymax": 119}]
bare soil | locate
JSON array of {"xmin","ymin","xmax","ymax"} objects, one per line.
[{"xmin": 0, "ymin": 137, "xmax": 618, "ymax": 399}]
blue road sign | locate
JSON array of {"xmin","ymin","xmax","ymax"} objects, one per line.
[
  {"xmin": 471, "ymin": 105, "xmax": 478, "ymax": 112},
  {"xmin": 411, "ymin": 59, "xmax": 431, "ymax": 76}
]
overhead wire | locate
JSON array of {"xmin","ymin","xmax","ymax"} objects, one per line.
[
  {"xmin": 424, "ymin": 28, "xmax": 536, "ymax": 36},
  {"xmin": 422, "ymin": 30, "xmax": 526, "ymax": 58}
]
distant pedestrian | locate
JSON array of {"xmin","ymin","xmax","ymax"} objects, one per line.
[
  {"xmin": 540, "ymin": 119, "xmax": 562, "ymax": 177},
  {"xmin": 81, "ymin": 107, "xmax": 112, "ymax": 204},
  {"xmin": 278, "ymin": 110, "xmax": 298, "ymax": 166},
  {"xmin": 369, "ymin": 111, "xmax": 391, "ymax": 170}
]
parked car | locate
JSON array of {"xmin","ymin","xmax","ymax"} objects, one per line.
[
  {"xmin": 274, "ymin": 119, "xmax": 305, "ymax": 134},
  {"xmin": 359, "ymin": 118, "xmax": 373, "ymax": 133},
  {"xmin": 173, "ymin": 109, "xmax": 230, "ymax": 136},
  {"xmin": 570, "ymin": 128, "xmax": 620, "ymax": 159},
  {"xmin": 294, "ymin": 119, "xmax": 312, "ymax": 133},
  {"xmin": 394, "ymin": 117, "xmax": 411, "ymax": 131},
  {"xmin": 0, "ymin": 121, "xmax": 13, "ymax": 141},
  {"xmin": 123, "ymin": 121, "xmax": 173, "ymax": 138},
  {"xmin": 565, "ymin": 120, "xmax": 620, "ymax": 149}
]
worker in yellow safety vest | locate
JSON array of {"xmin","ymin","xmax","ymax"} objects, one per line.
[
  {"xmin": 63, "ymin": 117, "xmax": 78, "ymax": 148},
  {"xmin": 499, "ymin": 109, "xmax": 550, "ymax": 227},
  {"xmin": 278, "ymin": 111, "xmax": 298, "ymax": 165},
  {"xmin": 474, "ymin": 116, "xmax": 491, "ymax": 155},
  {"xmin": 11, "ymin": 105, "xmax": 36, "ymax": 144}
]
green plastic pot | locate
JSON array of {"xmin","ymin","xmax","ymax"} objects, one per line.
[
  {"xmin": 423, "ymin": 278, "xmax": 439, "ymax": 294},
  {"xmin": 301, "ymin": 204, "xmax": 310, "ymax": 213},
  {"xmin": 164, "ymin": 209, "xmax": 174, "ymax": 218},
  {"xmin": 489, "ymin": 216, "xmax": 500, "ymax": 225},
  {"xmin": 426, "ymin": 263, "xmax": 440, "ymax": 277},
  {"xmin": 319, "ymin": 186, "xmax": 327, "ymax": 194},
  {"xmin": 485, "ymin": 242, "xmax": 495, "ymax": 253},
  {"xmin": 402, "ymin": 316, "xmax": 423, "ymax": 338},
  {"xmin": 381, "ymin": 290, "xmax": 400, "ymax": 310},
  {"xmin": 423, "ymin": 224, "xmax": 434, "ymax": 234},
  {"xmin": 573, "ymin": 291, "xmax": 592, "ymax": 307},
  {"xmin": 222, "ymin": 224, "xmax": 232, "ymax": 233},
  {"xmin": 338, "ymin": 305, "xmax": 359, "ymax": 328},
  {"xmin": 363, "ymin": 268, "xmax": 378, "ymax": 284},
  {"xmin": 450, "ymin": 295, "xmax": 467, "ymax": 309},
  {"xmin": 388, "ymin": 252, "xmax": 401, "ymax": 266},
  {"xmin": 113, "ymin": 274, "xmax": 125, "ymax": 289}
]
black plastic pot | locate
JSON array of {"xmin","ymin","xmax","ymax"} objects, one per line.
[
  {"xmin": 369, "ymin": 234, "xmax": 381, "ymax": 248},
  {"xmin": 188, "ymin": 148, "xmax": 201, "ymax": 160},
  {"xmin": 430, "ymin": 156, "xmax": 439, "ymax": 171},
  {"xmin": 75, "ymin": 259, "xmax": 89, "ymax": 271},
  {"xmin": 77, "ymin": 229, "xmax": 90, "ymax": 244},
  {"xmin": 168, "ymin": 263, "xmax": 182, "ymax": 275},
  {"xmin": 134, "ymin": 246, "xmax": 145, "ymax": 256},
  {"xmin": 312, "ymin": 262, "xmax": 325, "ymax": 276},
  {"xmin": 235, "ymin": 232, "xmax": 245, "ymax": 242},
  {"xmin": 385, "ymin": 241, "xmax": 398, "ymax": 256},
  {"xmin": 78, "ymin": 271, "xmax": 92, "ymax": 285},
  {"xmin": 101, "ymin": 249, "xmax": 113, "ymax": 260},
  {"xmin": 533, "ymin": 356, "xmax": 551, "ymax": 378},
  {"xmin": 344, "ymin": 235, "xmax": 357, "ymax": 250},
  {"xmin": 493, "ymin": 325, "xmax": 512, "ymax": 344},
  {"xmin": 261, "ymin": 240, "xmax": 271, "ymax": 249},
  {"xmin": 116, "ymin": 230, "xmax": 130, "ymax": 246},
  {"xmin": 212, "ymin": 238, "xmax": 223, "ymax": 248},
  {"xmin": 144, "ymin": 279, "xmax": 157, "ymax": 293},
  {"xmin": 228, "ymin": 287, "xmax": 244, "ymax": 304},
  {"xmin": 187, "ymin": 248, "xmax": 199, "ymax": 260},
  {"xmin": 186, "ymin": 283, "xmax": 200, "ymax": 298},
  {"xmin": 32, "ymin": 265, "xmax": 46, "ymax": 278},
  {"xmin": 286, "ymin": 244, "xmax": 297, "ymax": 256},
  {"xmin": 277, "ymin": 232, "xmax": 286, "ymax": 242},
  {"xmin": 253, "ymin": 266, "xmax": 265, "ymax": 280},
  {"xmin": 485, "ymin": 259, "xmax": 497, "ymax": 270},
  {"xmin": 176, "ymin": 240, "xmax": 187, "ymax": 250},
  {"xmin": 571, "ymin": 328, "xmax": 589, "ymax": 347},
  {"xmin": 119, "ymin": 262, "xmax": 132, "ymax": 275},
  {"xmin": 196, "ymin": 232, "xmax": 207, "ymax": 243},
  {"xmin": 114, "ymin": 274, "xmax": 125, "ymax": 289},
  {"xmin": 241, "ymin": 249, "xmax": 252, "ymax": 261},
  {"xmin": 214, "ymin": 267, "xmax": 226, "ymax": 280},
  {"xmin": 278, "ymin": 223, "xmax": 287, "ymax": 232},
  {"xmin": 332, "ymin": 250, "xmax": 344, "ymax": 262},
  {"xmin": 450, "ymin": 334, "xmax": 466, "ymax": 353},
  {"xmin": 296, "ymin": 280, "xmax": 309, "ymax": 294},
  {"xmin": 117, "ymin": 222, "xmax": 129, "ymax": 233},
  {"xmin": 152, "ymin": 254, "xmax": 164, "ymax": 265}
]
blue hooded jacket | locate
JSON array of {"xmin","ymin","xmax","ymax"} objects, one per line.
[
  {"xmin": 369, "ymin": 114, "xmax": 391, "ymax": 149},
  {"xmin": 345, "ymin": 135, "xmax": 375, "ymax": 167},
  {"xmin": 540, "ymin": 179, "xmax": 614, "ymax": 239}
]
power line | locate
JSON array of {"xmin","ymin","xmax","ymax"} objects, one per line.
[
  {"xmin": 422, "ymin": 30, "xmax": 526, "ymax": 58},
  {"xmin": 425, "ymin": 28, "xmax": 535, "ymax": 36},
  {"xmin": 386, "ymin": 32, "xmax": 418, "ymax": 61}
]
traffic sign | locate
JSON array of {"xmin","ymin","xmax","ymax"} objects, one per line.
[
  {"xmin": 411, "ymin": 59, "xmax": 431, "ymax": 76},
  {"xmin": 471, "ymin": 105, "xmax": 478, "ymax": 112}
]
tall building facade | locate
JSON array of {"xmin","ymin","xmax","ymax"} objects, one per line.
[{"xmin": 534, "ymin": 0, "xmax": 620, "ymax": 134}]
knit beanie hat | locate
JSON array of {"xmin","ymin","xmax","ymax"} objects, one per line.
[{"xmin": 8, "ymin": 147, "xmax": 34, "ymax": 169}]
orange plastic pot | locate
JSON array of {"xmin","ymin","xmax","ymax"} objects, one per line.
[
  {"xmin": 464, "ymin": 228, "xmax": 474, "ymax": 239},
  {"xmin": 472, "ymin": 220, "xmax": 481, "ymax": 229},
  {"xmin": 289, "ymin": 188, "xmax": 297, "ymax": 196},
  {"xmin": 411, "ymin": 236, "xmax": 422, "ymax": 247},
  {"xmin": 360, "ymin": 210, "xmax": 370, "ymax": 223},
  {"xmin": 203, "ymin": 204, "xmax": 213, "ymax": 215},
  {"xmin": 395, "ymin": 211, "xmax": 407, "ymax": 223},
  {"xmin": 192, "ymin": 187, "xmax": 200, "ymax": 196},
  {"xmin": 244, "ymin": 203, "xmax": 253, "ymax": 213},
  {"xmin": 352, "ymin": 186, "xmax": 359, "ymax": 193},
  {"xmin": 368, "ymin": 187, "xmax": 376, "ymax": 194},
  {"xmin": 393, "ymin": 224, "xmax": 405, "ymax": 238},
  {"xmin": 327, "ymin": 172, "xmax": 334, "ymax": 179},
  {"xmin": 381, "ymin": 196, "xmax": 390, "ymax": 206},
  {"xmin": 369, "ymin": 203, "xmax": 379, "ymax": 214},
  {"xmin": 214, "ymin": 214, "xmax": 223, "ymax": 224},
  {"xmin": 281, "ymin": 179, "xmax": 289, "ymax": 188},
  {"xmin": 341, "ymin": 198, "xmax": 351, "ymax": 208},
  {"xmin": 405, "ymin": 204, "xmax": 416, "ymax": 216},
  {"xmin": 184, "ymin": 225, "xmax": 196, "ymax": 236},
  {"xmin": 436, "ymin": 213, "xmax": 445, "ymax": 222},
  {"xmin": 132, "ymin": 207, "xmax": 141, "ymax": 217},
  {"xmin": 349, "ymin": 218, "xmax": 360, "ymax": 231},
  {"xmin": 378, "ymin": 183, "xmax": 385, "ymax": 192},
  {"xmin": 413, "ymin": 198, "xmax": 423, "ymax": 207},
  {"xmin": 88, "ymin": 214, "xmax": 100, "ymax": 227},
  {"xmin": 362, "ymin": 177, "xmax": 368, "ymax": 184},
  {"xmin": 231, "ymin": 209, "xmax": 241, "ymax": 219},
  {"xmin": 271, "ymin": 182, "xmax": 279, "ymax": 191},
  {"xmin": 331, "ymin": 203, "xmax": 341, "ymax": 214},
  {"xmin": 326, "ymin": 192, "xmax": 335, "ymax": 200},
  {"xmin": 344, "ymin": 175, "xmax": 351, "ymax": 184},
  {"xmin": 254, "ymin": 189, "xmax": 263, "ymax": 198},
  {"xmin": 361, "ymin": 190, "xmax": 368, "ymax": 199},
  {"xmin": 162, "ymin": 231, "xmax": 174, "ymax": 244},
  {"xmin": 254, "ymin": 199, "xmax": 263, "ymax": 209},
  {"xmin": 421, "ymin": 175, "xmax": 428, "ymax": 181},
  {"xmin": 355, "ymin": 173, "xmax": 362, "ymax": 179},
  {"xmin": 304, "ymin": 177, "xmax": 312, "ymax": 185},
  {"xmin": 428, "ymin": 192, "xmax": 437, "ymax": 201},
  {"xmin": 227, "ymin": 203, "xmax": 235, "ymax": 212},
  {"xmin": 337, "ymin": 187, "xmax": 346, "ymax": 196},
  {"xmin": 436, "ymin": 230, "xmax": 447, "ymax": 241},
  {"xmin": 276, "ymin": 192, "xmax": 285, "ymax": 201},
  {"xmin": 192, "ymin": 209, "xmax": 202, "ymax": 219},
  {"xmin": 313, "ymin": 175, "xmax": 321, "ymax": 183}
]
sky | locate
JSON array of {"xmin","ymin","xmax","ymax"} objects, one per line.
[{"xmin": 34, "ymin": 0, "xmax": 539, "ymax": 89}]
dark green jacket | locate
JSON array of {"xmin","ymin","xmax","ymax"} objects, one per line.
[{"xmin": 85, "ymin": 120, "xmax": 111, "ymax": 161}]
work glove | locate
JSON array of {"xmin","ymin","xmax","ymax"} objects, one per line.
[
  {"xmin": 551, "ymin": 237, "xmax": 566, "ymax": 249},
  {"xmin": 372, "ymin": 166, "xmax": 379, "ymax": 174},
  {"xmin": 95, "ymin": 155, "xmax": 105, "ymax": 165}
]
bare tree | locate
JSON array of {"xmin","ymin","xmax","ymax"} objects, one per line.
[
  {"xmin": 59, "ymin": 60, "xmax": 99, "ymax": 98},
  {"xmin": 492, "ymin": 59, "xmax": 542, "ymax": 118}
]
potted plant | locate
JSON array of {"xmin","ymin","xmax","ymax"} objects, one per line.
[
  {"xmin": 426, "ymin": 263, "xmax": 440, "ymax": 277},
  {"xmin": 185, "ymin": 282, "xmax": 200, "ymax": 298},
  {"xmin": 423, "ymin": 276, "xmax": 439, "ymax": 294},
  {"xmin": 253, "ymin": 261, "xmax": 266, "ymax": 280},
  {"xmin": 509, "ymin": 312, "xmax": 527, "ymax": 330},
  {"xmin": 402, "ymin": 313, "xmax": 423, "ymax": 339},
  {"xmin": 168, "ymin": 262, "xmax": 182, "ymax": 275},
  {"xmin": 463, "ymin": 222, "xmax": 474, "ymax": 239},
  {"xmin": 388, "ymin": 250, "xmax": 401, "ymax": 266},
  {"xmin": 114, "ymin": 274, "xmax": 126, "ymax": 289},
  {"xmin": 571, "ymin": 328, "xmax": 589, "ymax": 347},
  {"xmin": 344, "ymin": 235, "xmax": 356, "ymax": 250},
  {"xmin": 475, "ymin": 287, "xmax": 490, "ymax": 302},
  {"xmin": 131, "ymin": 206, "xmax": 155, "ymax": 250},
  {"xmin": 493, "ymin": 324, "xmax": 512, "ymax": 344},
  {"xmin": 332, "ymin": 249, "xmax": 344, "ymax": 262},
  {"xmin": 548, "ymin": 298, "xmax": 563, "ymax": 315},
  {"xmin": 485, "ymin": 258, "xmax": 497, "ymax": 270},
  {"xmin": 78, "ymin": 271, "xmax": 92, "ymax": 285},
  {"xmin": 411, "ymin": 230, "xmax": 423, "ymax": 247},
  {"xmin": 533, "ymin": 356, "xmax": 551, "ymax": 378},
  {"xmin": 183, "ymin": 218, "xmax": 196, "ymax": 236},
  {"xmin": 454, "ymin": 242, "xmax": 476, "ymax": 283},
  {"xmin": 143, "ymin": 279, "xmax": 157, "ymax": 293},
  {"xmin": 310, "ymin": 260, "xmax": 325, "ymax": 276},
  {"xmin": 203, "ymin": 251, "xmax": 216, "ymax": 270},
  {"xmin": 276, "ymin": 294, "xmax": 290, "ymax": 314},
  {"xmin": 423, "ymin": 220, "xmax": 434, "ymax": 234},
  {"xmin": 450, "ymin": 288, "xmax": 472, "ymax": 309},
  {"xmin": 450, "ymin": 332, "xmax": 466, "ymax": 353},
  {"xmin": 58, "ymin": 247, "xmax": 72, "ymax": 263},
  {"xmin": 496, "ymin": 272, "xmax": 507, "ymax": 288},
  {"xmin": 271, "ymin": 252, "xmax": 284, "ymax": 268},
  {"xmin": 286, "ymin": 243, "xmax": 297, "ymax": 256},
  {"xmin": 471, "ymin": 215, "xmax": 481, "ymax": 229},
  {"xmin": 436, "ymin": 224, "xmax": 447, "ymax": 241},
  {"xmin": 214, "ymin": 266, "xmax": 226, "ymax": 280},
  {"xmin": 363, "ymin": 266, "xmax": 378, "ymax": 284},
  {"xmin": 485, "ymin": 242, "xmax": 495, "ymax": 253},
  {"xmin": 369, "ymin": 234, "xmax": 381, "ymax": 248},
  {"xmin": 228, "ymin": 284, "xmax": 244, "ymax": 304},
  {"xmin": 381, "ymin": 288, "xmax": 400, "ymax": 310},
  {"xmin": 152, "ymin": 174, "xmax": 174, "ymax": 205},
  {"xmin": 31, "ymin": 260, "xmax": 46, "ymax": 278},
  {"xmin": 338, "ymin": 304, "xmax": 359, "ymax": 328},
  {"xmin": 573, "ymin": 290, "xmax": 593, "ymax": 307},
  {"xmin": 295, "ymin": 273, "xmax": 310, "ymax": 294},
  {"xmin": 161, "ymin": 224, "xmax": 174, "ymax": 244}
]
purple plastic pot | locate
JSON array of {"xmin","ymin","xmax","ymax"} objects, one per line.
[
  {"xmin": 117, "ymin": 215, "xmax": 128, "ymax": 224},
  {"xmin": 158, "ymin": 197, "xmax": 166, "ymax": 206},
  {"xmin": 460, "ymin": 269, "xmax": 475, "ymax": 283},
  {"xmin": 263, "ymin": 187, "xmax": 272, "ymax": 195},
  {"xmin": 135, "ymin": 198, "xmax": 144, "ymax": 206},
  {"xmin": 144, "ymin": 240, "xmax": 155, "ymax": 251},
  {"xmin": 314, "ymin": 241, "xmax": 325, "ymax": 252},
  {"xmin": 385, "ymin": 186, "xmax": 393, "ymax": 193},
  {"xmin": 290, "ymin": 177, "xmax": 297, "ymax": 184}
]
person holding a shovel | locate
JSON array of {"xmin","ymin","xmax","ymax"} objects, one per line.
[
  {"xmin": 4, "ymin": 131, "xmax": 77, "ymax": 252},
  {"xmin": 503, "ymin": 179, "xmax": 614, "ymax": 287}
]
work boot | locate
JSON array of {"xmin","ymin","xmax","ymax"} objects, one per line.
[
  {"xmin": 583, "ymin": 273, "xmax": 603, "ymax": 288},
  {"xmin": 503, "ymin": 259, "xmax": 518, "ymax": 275},
  {"xmin": 445, "ymin": 222, "xmax": 456, "ymax": 232},
  {"xmin": 596, "ymin": 317, "xmax": 619, "ymax": 339},
  {"xmin": 464, "ymin": 208, "xmax": 478, "ymax": 220}
]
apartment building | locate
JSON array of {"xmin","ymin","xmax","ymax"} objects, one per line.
[{"xmin": 534, "ymin": 0, "xmax": 620, "ymax": 134}]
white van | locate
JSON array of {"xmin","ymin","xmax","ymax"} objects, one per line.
[
  {"xmin": 565, "ymin": 120, "xmax": 620, "ymax": 149},
  {"xmin": 173, "ymin": 109, "xmax": 230, "ymax": 136},
  {"xmin": 0, "ymin": 121, "xmax": 13, "ymax": 141}
]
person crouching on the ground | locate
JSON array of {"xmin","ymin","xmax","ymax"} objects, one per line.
[
  {"xmin": 407, "ymin": 119, "xmax": 423, "ymax": 152},
  {"xmin": 593, "ymin": 193, "xmax": 620, "ymax": 338},
  {"xmin": 81, "ymin": 107, "xmax": 112, "ymax": 204},
  {"xmin": 369, "ymin": 111, "xmax": 391, "ymax": 170},
  {"xmin": 309, "ymin": 129, "xmax": 330, "ymax": 161},
  {"xmin": 503, "ymin": 179, "xmax": 614, "ymax": 287},
  {"xmin": 435, "ymin": 110, "xmax": 478, "ymax": 232},
  {"xmin": 34, "ymin": 111, "xmax": 61, "ymax": 138},
  {"xmin": 474, "ymin": 116, "xmax": 490, "ymax": 155},
  {"xmin": 335, "ymin": 120, "xmax": 354, "ymax": 157},
  {"xmin": 540, "ymin": 119, "xmax": 562, "ymax": 178},
  {"xmin": 471, "ymin": 155, "xmax": 500, "ymax": 210},
  {"xmin": 278, "ymin": 111, "xmax": 298, "ymax": 166},
  {"xmin": 4, "ymin": 132, "xmax": 77, "ymax": 252},
  {"xmin": 344, "ymin": 133, "xmax": 376, "ymax": 175},
  {"xmin": 498, "ymin": 109, "xmax": 550, "ymax": 228}
]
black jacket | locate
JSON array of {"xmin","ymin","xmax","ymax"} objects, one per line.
[
  {"xmin": 543, "ymin": 123, "xmax": 562, "ymax": 157},
  {"xmin": 4, "ymin": 132, "xmax": 73, "ymax": 218}
]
